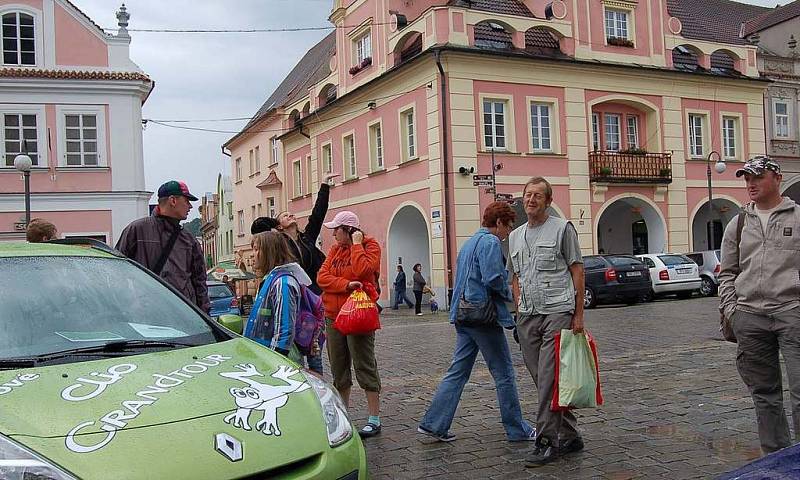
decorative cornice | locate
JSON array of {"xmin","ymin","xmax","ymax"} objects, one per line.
[{"xmin": 0, "ymin": 67, "xmax": 151, "ymax": 82}]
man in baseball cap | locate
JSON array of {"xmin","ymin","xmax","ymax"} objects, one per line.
[
  {"xmin": 719, "ymin": 155, "xmax": 800, "ymax": 454},
  {"xmin": 115, "ymin": 179, "xmax": 209, "ymax": 312}
]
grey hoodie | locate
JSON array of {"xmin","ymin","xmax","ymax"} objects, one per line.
[{"xmin": 719, "ymin": 197, "xmax": 800, "ymax": 319}]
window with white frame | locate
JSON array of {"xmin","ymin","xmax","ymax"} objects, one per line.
[
  {"xmin": 483, "ymin": 100, "xmax": 507, "ymax": 150},
  {"xmin": 355, "ymin": 30, "xmax": 372, "ymax": 65},
  {"xmin": 530, "ymin": 103, "xmax": 552, "ymax": 152},
  {"xmin": 248, "ymin": 149, "xmax": 254, "ymax": 175},
  {"xmin": 626, "ymin": 115, "xmax": 639, "ymax": 149},
  {"xmin": 1, "ymin": 12, "xmax": 35, "ymax": 66},
  {"xmin": 257, "ymin": 203, "xmax": 262, "ymax": 217},
  {"xmin": 723, "ymin": 116, "xmax": 737, "ymax": 159},
  {"xmin": 604, "ymin": 114, "xmax": 621, "ymax": 151},
  {"xmin": 267, "ymin": 197, "xmax": 276, "ymax": 217},
  {"xmin": 306, "ymin": 155, "xmax": 312, "ymax": 192},
  {"xmin": 254, "ymin": 146, "xmax": 260, "ymax": 173},
  {"xmin": 688, "ymin": 114, "xmax": 705, "ymax": 157},
  {"xmin": 321, "ymin": 143, "xmax": 333, "ymax": 174},
  {"xmin": 235, "ymin": 157, "xmax": 242, "ymax": 182},
  {"xmin": 344, "ymin": 134, "xmax": 356, "ymax": 178},
  {"xmin": 250, "ymin": 206, "xmax": 256, "ymax": 224},
  {"xmin": 270, "ymin": 137, "xmax": 279, "ymax": 165},
  {"xmin": 64, "ymin": 113, "xmax": 99, "ymax": 166},
  {"xmin": 592, "ymin": 114, "xmax": 600, "ymax": 151},
  {"xmin": 293, "ymin": 159, "xmax": 302, "ymax": 197},
  {"xmin": 2, "ymin": 112, "xmax": 39, "ymax": 167},
  {"xmin": 237, "ymin": 210, "xmax": 244, "ymax": 235},
  {"xmin": 774, "ymin": 101, "xmax": 790, "ymax": 138},
  {"xmin": 369, "ymin": 123, "xmax": 383, "ymax": 170},
  {"xmin": 604, "ymin": 9, "xmax": 629, "ymax": 40},
  {"xmin": 401, "ymin": 108, "xmax": 416, "ymax": 161}
]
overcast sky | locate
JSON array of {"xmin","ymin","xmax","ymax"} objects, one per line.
[{"xmin": 73, "ymin": 0, "xmax": 785, "ymax": 218}]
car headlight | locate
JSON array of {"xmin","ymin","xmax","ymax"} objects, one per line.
[
  {"xmin": 305, "ymin": 373, "xmax": 353, "ymax": 447},
  {"xmin": 0, "ymin": 433, "xmax": 77, "ymax": 480}
]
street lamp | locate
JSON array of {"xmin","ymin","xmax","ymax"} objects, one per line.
[
  {"xmin": 707, "ymin": 151, "xmax": 726, "ymax": 250},
  {"xmin": 14, "ymin": 152, "xmax": 32, "ymax": 226}
]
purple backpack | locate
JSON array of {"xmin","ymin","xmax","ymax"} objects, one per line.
[{"xmin": 293, "ymin": 282, "xmax": 326, "ymax": 356}]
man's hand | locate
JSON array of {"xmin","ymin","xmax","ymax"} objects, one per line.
[
  {"xmin": 571, "ymin": 311, "xmax": 585, "ymax": 334},
  {"xmin": 352, "ymin": 231, "xmax": 364, "ymax": 244},
  {"xmin": 347, "ymin": 281, "xmax": 363, "ymax": 290},
  {"xmin": 323, "ymin": 173, "xmax": 340, "ymax": 185}
]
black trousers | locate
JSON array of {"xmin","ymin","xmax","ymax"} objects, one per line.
[{"xmin": 414, "ymin": 290, "xmax": 423, "ymax": 314}]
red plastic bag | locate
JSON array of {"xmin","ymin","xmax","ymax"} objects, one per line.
[
  {"xmin": 333, "ymin": 288, "xmax": 381, "ymax": 335},
  {"xmin": 551, "ymin": 329, "xmax": 604, "ymax": 411}
]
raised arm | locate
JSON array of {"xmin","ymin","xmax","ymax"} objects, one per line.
[{"xmin": 304, "ymin": 182, "xmax": 331, "ymax": 244}]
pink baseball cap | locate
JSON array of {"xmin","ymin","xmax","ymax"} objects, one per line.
[{"xmin": 324, "ymin": 211, "xmax": 360, "ymax": 229}]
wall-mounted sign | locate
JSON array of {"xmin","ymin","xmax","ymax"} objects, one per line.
[
  {"xmin": 431, "ymin": 208, "xmax": 441, "ymax": 220},
  {"xmin": 432, "ymin": 222, "xmax": 443, "ymax": 239},
  {"xmin": 13, "ymin": 222, "xmax": 26, "ymax": 231}
]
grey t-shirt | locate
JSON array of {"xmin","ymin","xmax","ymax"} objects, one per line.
[{"xmin": 506, "ymin": 219, "xmax": 583, "ymax": 274}]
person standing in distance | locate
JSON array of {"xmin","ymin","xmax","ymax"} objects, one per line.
[
  {"xmin": 507, "ymin": 176, "xmax": 585, "ymax": 467},
  {"xmin": 116, "ymin": 180, "xmax": 210, "ymax": 313},
  {"xmin": 719, "ymin": 156, "xmax": 800, "ymax": 455}
]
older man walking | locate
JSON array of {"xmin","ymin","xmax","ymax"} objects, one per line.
[
  {"xmin": 507, "ymin": 176, "xmax": 586, "ymax": 467},
  {"xmin": 719, "ymin": 156, "xmax": 800, "ymax": 454},
  {"xmin": 116, "ymin": 180, "xmax": 209, "ymax": 313}
]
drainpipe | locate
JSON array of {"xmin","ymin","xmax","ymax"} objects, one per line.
[{"xmin": 435, "ymin": 49, "xmax": 455, "ymax": 306}]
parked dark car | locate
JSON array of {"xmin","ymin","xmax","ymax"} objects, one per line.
[
  {"xmin": 206, "ymin": 280, "xmax": 241, "ymax": 318},
  {"xmin": 583, "ymin": 255, "xmax": 652, "ymax": 309}
]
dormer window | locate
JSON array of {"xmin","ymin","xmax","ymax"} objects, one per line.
[
  {"xmin": 604, "ymin": 9, "xmax": 629, "ymax": 41},
  {"xmin": 355, "ymin": 31, "xmax": 372, "ymax": 65},
  {"xmin": 2, "ymin": 12, "xmax": 35, "ymax": 65}
]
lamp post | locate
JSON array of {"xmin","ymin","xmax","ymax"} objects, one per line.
[
  {"xmin": 707, "ymin": 151, "xmax": 727, "ymax": 250},
  {"xmin": 13, "ymin": 152, "xmax": 32, "ymax": 227}
]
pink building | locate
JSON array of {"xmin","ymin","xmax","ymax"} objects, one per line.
[
  {"xmin": 227, "ymin": 0, "xmax": 768, "ymax": 304},
  {"xmin": 0, "ymin": 1, "xmax": 153, "ymax": 243}
]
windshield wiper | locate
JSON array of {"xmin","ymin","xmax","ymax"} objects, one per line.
[
  {"xmin": 38, "ymin": 339, "xmax": 198, "ymax": 361},
  {"xmin": 0, "ymin": 358, "xmax": 37, "ymax": 370}
]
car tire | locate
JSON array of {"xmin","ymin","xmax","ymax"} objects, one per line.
[
  {"xmin": 677, "ymin": 291, "xmax": 693, "ymax": 300},
  {"xmin": 584, "ymin": 287, "xmax": 597, "ymax": 309},
  {"xmin": 642, "ymin": 289, "xmax": 654, "ymax": 302},
  {"xmin": 699, "ymin": 277, "xmax": 716, "ymax": 297}
]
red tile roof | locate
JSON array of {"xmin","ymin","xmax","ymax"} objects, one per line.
[
  {"xmin": 0, "ymin": 67, "xmax": 150, "ymax": 82},
  {"xmin": 447, "ymin": 0, "xmax": 535, "ymax": 18},
  {"xmin": 666, "ymin": 0, "xmax": 768, "ymax": 45},
  {"xmin": 742, "ymin": 0, "xmax": 800, "ymax": 37}
]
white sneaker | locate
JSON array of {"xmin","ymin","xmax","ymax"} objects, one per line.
[{"xmin": 416, "ymin": 313, "xmax": 423, "ymax": 316}]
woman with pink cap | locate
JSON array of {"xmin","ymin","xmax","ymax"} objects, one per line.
[{"xmin": 317, "ymin": 210, "xmax": 383, "ymax": 438}]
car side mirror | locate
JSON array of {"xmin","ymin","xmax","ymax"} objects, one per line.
[{"xmin": 217, "ymin": 314, "xmax": 243, "ymax": 335}]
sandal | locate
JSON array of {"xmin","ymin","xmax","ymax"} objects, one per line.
[{"xmin": 358, "ymin": 422, "xmax": 381, "ymax": 438}]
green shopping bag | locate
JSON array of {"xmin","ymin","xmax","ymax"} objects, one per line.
[{"xmin": 551, "ymin": 329, "xmax": 603, "ymax": 410}]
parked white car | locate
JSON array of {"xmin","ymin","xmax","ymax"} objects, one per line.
[{"xmin": 636, "ymin": 253, "xmax": 702, "ymax": 300}]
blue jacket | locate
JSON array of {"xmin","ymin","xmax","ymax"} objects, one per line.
[
  {"xmin": 450, "ymin": 228, "xmax": 514, "ymax": 328},
  {"xmin": 244, "ymin": 263, "xmax": 312, "ymax": 352}
]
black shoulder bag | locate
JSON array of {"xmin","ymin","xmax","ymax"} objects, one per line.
[
  {"xmin": 152, "ymin": 223, "xmax": 181, "ymax": 276},
  {"xmin": 455, "ymin": 234, "xmax": 499, "ymax": 328}
]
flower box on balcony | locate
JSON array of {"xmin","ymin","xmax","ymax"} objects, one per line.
[
  {"xmin": 589, "ymin": 151, "xmax": 673, "ymax": 184},
  {"xmin": 599, "ymin": 166, "xmax": 613, "ymax": 176},
  {"xmin": 659, "ymin": 168, "xmax": 672, "ymax": 177},
  {"xmin": 349, "ymin": 56, "xmax": 372, "ymax": 76},
  {"xmin": 607, "ymin": 37, "xmax": 635, "ymax": 48}
]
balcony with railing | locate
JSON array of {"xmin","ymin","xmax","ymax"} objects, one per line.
[{"xmin": 589, "ymin": 151, "xmax": 673, "ymax": 184}]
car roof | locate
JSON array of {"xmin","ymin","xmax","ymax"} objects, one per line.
[{"xmin": 0, "ymin": 241, "xmax": 118, "ymax": 259}]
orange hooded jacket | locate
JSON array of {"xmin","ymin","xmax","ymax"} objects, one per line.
[{"xmin": 316, "ymin": 236, "xmax": 381, "ymax": 320}]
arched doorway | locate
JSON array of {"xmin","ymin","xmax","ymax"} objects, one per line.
[
  {"xmin": 691, "ymin": 198, "xmax": 739, "ymax": 251},
  {"xmin": 597, "ymin": 197, "xmax": 666, "ymax": 254},
  {"xmin": 783, "ymin": 179, "xmax": 800, "ymax": 204},
  {"xmin": 388, "ymin": 205, "xmax": 431, "ymax": 299}
]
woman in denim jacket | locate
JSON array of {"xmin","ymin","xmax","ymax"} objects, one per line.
[{"xmin": 418, "ymin": 202, "xmax": 534, "ymax": 442}]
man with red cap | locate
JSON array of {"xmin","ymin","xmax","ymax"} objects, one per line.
[{"xmin": 116, "ymin": 180, "xmax": 210, "ymax": 312}]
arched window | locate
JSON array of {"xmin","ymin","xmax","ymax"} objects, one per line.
[
  {"xmin": 2, "ymin": 12, "xmax": 35, "ymax": 65},
  {"xmin": 525, "ymin": 27, "xmax": 560, "ymax": 53},
  {"xmin": 672, "ymin": 45, "xmax": 700, "ymax": 72},
  {"xmin": 710, "ymin": 50, "xmax": 737, "ymax": 75},
  {"xmin": 474, "ymin": 22, "xmax": 512, "ymax": 50}
]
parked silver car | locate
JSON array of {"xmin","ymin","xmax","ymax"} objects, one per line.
[{"xmin": 685, "ymin": 250, "xmax": 721, "ymax": 297}]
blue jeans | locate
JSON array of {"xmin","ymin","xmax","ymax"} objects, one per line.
[
  {"xmin": 420, "ymin": 325, "xmax": 533, "ymax": 440},
  {"xmin": 392, "ymin": 289, "xmax": 414, "ymax": 309}
]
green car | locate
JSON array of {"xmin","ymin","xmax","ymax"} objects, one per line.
[{"xmin": 0, "ymin": 240, "xmax": 366, "ymax": 480}]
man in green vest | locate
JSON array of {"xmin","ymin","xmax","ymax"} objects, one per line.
[{"xmin": 507, "ymin": 176, "xmax": 586, "ymax": 467}]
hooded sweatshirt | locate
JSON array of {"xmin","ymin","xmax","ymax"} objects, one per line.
[
  {"xmin": 317, "ymin": 236, "xmax": 381, "ymax": 320},
  {"xmin": 719, "ymin": 197, "xmax": 800, "ymax": 319}
]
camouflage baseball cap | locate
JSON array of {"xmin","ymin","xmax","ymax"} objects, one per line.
[{"xmin": 735, "ymin": 156, "xmax": 781, "ymax": 178}]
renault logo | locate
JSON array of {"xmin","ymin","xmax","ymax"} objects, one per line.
[{"xmin": 214, "ymin": 433, "xmax": 243, "ymax": 462}]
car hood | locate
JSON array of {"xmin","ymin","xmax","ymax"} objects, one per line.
[{"xmin": 0, "ymin": 339, "xmax": 331, "ymax": 479}]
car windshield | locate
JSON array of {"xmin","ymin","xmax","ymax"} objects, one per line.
[
  {"xmin": 208, "ymin": 285, "xmax": 233, "ymax": 299},
  {"xmin": 0, "ymin": 256, "xmax": 219, "ymax": 360},
  {"xmin": 658, "ymin": 254, "xmax": 694, "ymax": 266},
  {"xmin": 608, "ymin": 256, "xmax": 642, "ymax": 267}
]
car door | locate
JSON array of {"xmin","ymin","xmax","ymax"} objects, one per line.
[{"xmin": 638, "ymin": 256, "xmax": 658, "ymax": 285}]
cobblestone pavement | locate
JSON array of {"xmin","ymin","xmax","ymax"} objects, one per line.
[{"xmin": 326, "ymin": 296, "xmax": 783, "ymax": 479}]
